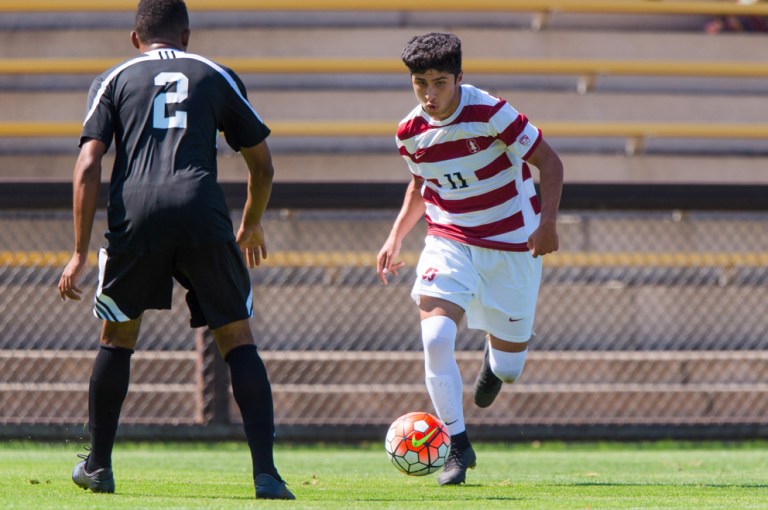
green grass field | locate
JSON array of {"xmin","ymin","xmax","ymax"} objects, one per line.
[{"xmin": 1, "ymin": 440, "xmax": 767, "ymax": 509}]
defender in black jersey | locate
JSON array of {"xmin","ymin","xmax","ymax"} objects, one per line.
[{"xmin": 57, "ymin": 0, "xmax": 294, "ymax": 500}]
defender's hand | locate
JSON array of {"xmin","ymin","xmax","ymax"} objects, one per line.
[{"xmin": 237, "ymin": 223, "xmax": 267, "ymax": 268}]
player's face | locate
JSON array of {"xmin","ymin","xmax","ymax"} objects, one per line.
[{"xmin": 411, "ymin": 69, "xmax": 463, "ymax": 121}]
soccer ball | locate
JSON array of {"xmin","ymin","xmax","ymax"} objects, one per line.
[{"xmin": 384, "ymin": 411, "xmax": 451, "ymax": 476}]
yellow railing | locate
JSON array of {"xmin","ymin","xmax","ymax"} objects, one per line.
[
  {"xmin": 1, "ymin": 0, "xmax": 768, "ymax": 16},
  {"xmin": 3, "ymin": 250, "xmax": 767, "ymax": 269},
  {"xmin": 3, "ymin": 120, "xmax": 768, "ymax": 140},
  {"xmin": 1, "ymin": 57, "xmax": 766, "ymax": 79}
]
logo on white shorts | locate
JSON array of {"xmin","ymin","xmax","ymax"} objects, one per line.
[{"xmin": 421, "ymin": 267, "xmax": 439, "ymax": 282}]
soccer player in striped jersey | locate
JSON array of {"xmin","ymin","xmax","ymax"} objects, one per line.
[
  {"xmin": 57, "ymin": 0, "xmax": 294, "ymax": 500},
  {"xmin": 377, "ymin": 32, "xmax": 564, "ymax": 486}
]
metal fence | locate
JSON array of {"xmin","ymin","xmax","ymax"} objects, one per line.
[{"xmin": 1, "ymin": 207, "xmax": 767, "ymax": 440}]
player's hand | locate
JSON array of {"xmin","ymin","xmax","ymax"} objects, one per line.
[
  {"xmin": 527, "ymin": 221, "xmax": 559, "ymax": 258},
  {"xmin": 236, "ymin": 223, "xmax": 267, "ymax": 268},
  {"xmin": 58, "ymin": 252, "xmax": 88, "ymax": 301},
  {"xmin": 377, "ymin": 237, "xmax": 405, "ymax": 286}
]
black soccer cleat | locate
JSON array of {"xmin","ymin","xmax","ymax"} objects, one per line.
[
  {"xmin": 255, "ymin": 473, "xmax": 296, "ymax": 500},
  {"xmin": 438, "ymin": 444, "xmax": 477, "ymax": 486},
  {"xmin": 473, "ymin": 342, "xmax": 503, "ymax": 408},
  {"xmin": 72, "ymin": 457, "xmax": 115, "ymax": 493}
]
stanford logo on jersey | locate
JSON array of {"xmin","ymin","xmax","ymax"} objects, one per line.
[
  {"xmin": 519, "ymin": 135, "xmax": 531, "ymax": 146},
  {"xmin": 466, "ymin": 139, "xmax": 480, "ymax": 153}
]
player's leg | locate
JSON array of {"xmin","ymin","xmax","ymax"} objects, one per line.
[
  {"xmin": 412, "ymin": 236, "xmax": 479, "ymax": 486},
  {"xmin": 73, "ymin": 317, "xmax": 141, "ymax": 494},
  {"xmin": 177, "ymin": 240, "xmax": 294, "ymax": 500},
  {"xmin": 420, "ymin": 295, "xmax": 466, "ymax": 438},
  {"xmin": 75, "ymin": 247, "xmax": 172, "ymax": 493},
  {"xmin": 474, "ymin": 334, "xmax": 529, "ymax": 408},
  {"xmin": 467, "ymin": 248, "xmax": 542, "ymax": 408},
  {"xmin": 418, "ymin": 296, "xmax": 477, "ymax": 486},
  {"xmin": 211, "ymin": 320, "xmax": 293, "ymax": 499}
]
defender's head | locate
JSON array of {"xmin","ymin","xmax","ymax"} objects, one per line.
[{"xmin": 133, "ymin": 0, "xmax": 190, "ymax": 50}]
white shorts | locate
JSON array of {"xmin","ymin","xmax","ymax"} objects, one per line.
[{"xmin": 411, "ymin": 236, "xmax": 542, "ymax": 342}]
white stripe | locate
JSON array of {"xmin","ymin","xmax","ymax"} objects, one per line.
[
  {"xmin": 95, "ymin": 247, "xmax": 107, "ymax": 297},
  {"xmin": 425, "ymin": 197, "xmax": 520, "ymax": 227},
  {"xmin": 93, "ymin": 248, "xmax": 131, "ymax": 322},
  {"xmin": 518, "ymin": 172, "xmax": 541, "ymax": 236},
  {"xmin": 82, "ymin": 53, "xmax": 158, "ymax": 126},
  {"xmin": 83, "ymin": 50, "xmax": 264, "ymax": 128},
  {"xmin": 93, "ymin": 294, "xmax": 131, "ymax": 322},
  {"xmin": 176, "ymin": 52, "xmax": 265, "ymax": 124}
]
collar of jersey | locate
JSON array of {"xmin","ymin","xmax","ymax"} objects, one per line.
[{"xmin": 144, "ymin": 49, "xmax": 186, "ymax": 57}]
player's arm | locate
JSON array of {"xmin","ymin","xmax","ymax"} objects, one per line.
[
  {"xmin": 236, "ymin": 140, "xmax": 274, "ymax": 268},
  {"xmin": 376, "ymin": 174, "xmax": 426, "ymax": 285},
  {"xmin": 58, "ymin": 138, "xmax": 107, "ymax": 300},
  {"xmin": 526, "ymin": 138, "xmax": 563, "ymax": 257}
]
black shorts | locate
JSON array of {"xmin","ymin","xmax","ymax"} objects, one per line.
[{"xmin": 93, "ymin": 240, "xmax": 253, "ymax": 330}]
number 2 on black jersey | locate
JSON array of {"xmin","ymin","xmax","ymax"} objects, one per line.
[{"xmin": 153, "ymin": 72, "xmax": 188, "ymax": 129}]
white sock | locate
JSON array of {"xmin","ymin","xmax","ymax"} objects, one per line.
[
  {"xmin": 421, "ymin": 316, "xmax": 465, "ymax": 436},
  {"xmin": 488, "ymin": 347, "xmax": 528, "ymax": 383}
]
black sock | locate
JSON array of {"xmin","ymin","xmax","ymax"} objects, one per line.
[
  {"xmin": 225, "ymin": 344, "xmax": 279, "ymax": 480},
  {"xmin": 451, "ymin": 431, "xmax": 471, "ymax": 450},
  {"xmin": 87, "ymin": 344, "xmax": 133, "ymax": 472}
]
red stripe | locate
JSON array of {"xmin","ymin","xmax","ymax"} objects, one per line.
[
  {"xmin": 423, "ymin": 180, "xmax": 518, "ymax": 214},
  {"xmin": 489, "ymin": 100, "xmax": 506, "ymax": 118},
  {"xmin": 425, "ymin": 211, "xmax": 524, "ymax": 239},
  {"xmin": 497, "ymin": 114, "xmax": 529, "ymax": 146},
  {"xmin": 397, "ymin": 116, "xmax": 432, "ymax": 140},
  {"xmin": 399, "ymin": 102, "xmax": 504, "ymax": 141},
  {"xmin": 475, "ymin": 153, "xmax": 512, "ymax": 180},
  {"xmin": 401, "ymin": 136, "xmax": 495, "ymax": 164},
  {"xmin": 530, "ymin": 194, "xmax": 541, "ymax": 214},
  {"xmin": 451, "ymin": 102, "xmax": 496, "ymax": 125},
  {"xmin": 432, "ymin": 136, "xmax": 494, "ymax": 163},
  {"xmin": 426, "ymin": 229, "xmax": 530, "ymax": 252},
  {"xmin": 522, "ymin": 162, "xmax": 531, "ymax": 180}
]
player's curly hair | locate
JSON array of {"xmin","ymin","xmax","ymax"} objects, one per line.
[
  {"xmin": 401, "ymin": 32, "xmax": 462, "ymax": 77},
  {"xmin": 135, "ymin": 0, "xmax": 189, "ymax": 43}
]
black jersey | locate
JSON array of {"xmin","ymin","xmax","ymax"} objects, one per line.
[{"xmin": 82, "ymin": 48, "xmax": 270, "ymax": 255}]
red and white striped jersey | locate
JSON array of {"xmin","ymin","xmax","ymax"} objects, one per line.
[{"xmin": 396, "ymin": 84, "xmax": 542, "ymax": 252}]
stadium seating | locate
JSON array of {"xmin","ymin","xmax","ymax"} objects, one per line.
[{"xmin": 1, "ymin": 2, "xmax": 768, "ymax": 184}]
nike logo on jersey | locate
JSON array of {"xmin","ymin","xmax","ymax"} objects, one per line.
[
  {"xmin": 414, "ymin": 148, "xmax": 428, "ymax": 160},
  {"xmin": 509, "ymin": 317, "xmax": 523, "ymax": 322}
]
